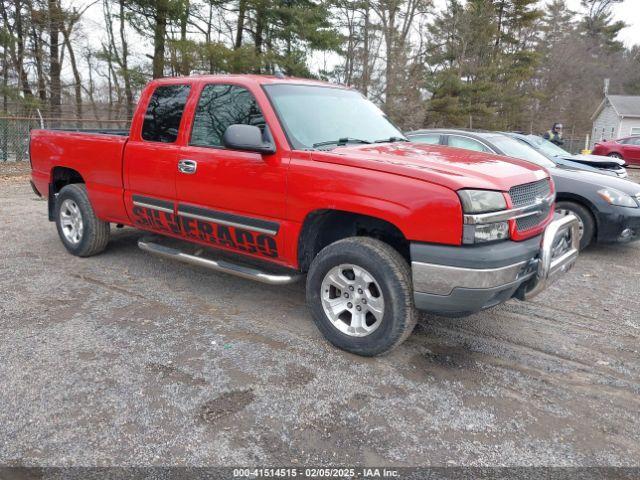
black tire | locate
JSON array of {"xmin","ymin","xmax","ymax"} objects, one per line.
[
  {"xmin": 607, "ymin": 152, "xmax": 623, "ymax": 160},
  {"xmin": 306, "ymin": 237, "xmax": 417, "ymax": 356},
  {"xmin": 556, "ymin": 200, "xmax": 595, "ymax": 250},
  {"xmin": 55, "ymin": 184, "xmax": 110, "ymax": 257}
]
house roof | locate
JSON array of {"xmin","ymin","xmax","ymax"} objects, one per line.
[{"xmin": 592, "ymin": 95, "xmax": 640, "ymax": 120}]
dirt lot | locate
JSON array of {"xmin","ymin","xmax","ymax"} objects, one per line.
[{"xmin": 1, "ymin": 162, "xmax": 640, "ymax": 467}]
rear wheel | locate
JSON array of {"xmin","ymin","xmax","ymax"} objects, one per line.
[
  {"xmin": 55, "ymin": 184, "xmax": 110, "ymax": 257},
  {"xmin": 306, "ymin": 237, "xmax": 417, "ymax": 356},
  {"xmin": 608, "ymin": 152, "xmax": 623, "ymax": 159},
  {"xmin": 556, "ymin": 201, "xmax": 595, "ymax": 250}
]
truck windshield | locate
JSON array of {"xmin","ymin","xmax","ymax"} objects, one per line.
[{"xmin": 264, "ymin": 84, "xmax": 405, "ymax": 150}]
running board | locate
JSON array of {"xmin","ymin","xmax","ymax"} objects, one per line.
[{"xmin": 138, "ymin": 239, "xmax": 302, "ymax": 285}]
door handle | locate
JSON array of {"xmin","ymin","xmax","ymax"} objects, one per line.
[{"xmin": 178, "ymin": 159, "xmax": 197, "ymax": 174}]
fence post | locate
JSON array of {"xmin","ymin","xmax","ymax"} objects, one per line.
[{"xmin": 1, "ymin": 118, "xmax": 7, "ymax": 162}]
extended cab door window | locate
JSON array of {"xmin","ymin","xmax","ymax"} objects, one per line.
[
  {"xmin": 190, "ymin": 84, "xmax": 266, "ymax": 147},
  {"xmin": 141, "ymin": 85, "xmax": 191, "ymax": 143},
  {"xmin": 125, "ymin": 84, "xmax": 191, "ymax": 229},
  {"xmin": 176, "ymin": 83, "xmax": 287, "ymax": 262}
]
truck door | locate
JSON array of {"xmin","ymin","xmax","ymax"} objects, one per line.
[
  {"xmin": 175, "ymin": 83, "xmax": 288, "ymax": 262},
  {"xmin": 124, "ymin": 83, "xmax": 191, "ymax": 234}
]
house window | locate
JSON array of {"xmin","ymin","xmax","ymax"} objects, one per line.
[{"xmin": 631, "ymin": 127, "xmax": 640, "ymax": 136}]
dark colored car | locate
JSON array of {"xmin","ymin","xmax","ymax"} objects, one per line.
[
  {"xmin": 511, "ymin": 133, "xmax": 627, "ymax": 178},
  {"xmin": 592, "ymin": 136, "xmax": 640, "ymax": 165},
  {"xmin": 407, "ymin": 129, "xmax": 640, "ymax": 249}
]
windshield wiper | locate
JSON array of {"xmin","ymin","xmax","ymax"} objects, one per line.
[
  {"xmin": 312, "ymin": 137, "xmax": 372, "ymax": 148},
  {"xmin": 373, "ymin": 136, "xmax": 409, "ymax": 143}
]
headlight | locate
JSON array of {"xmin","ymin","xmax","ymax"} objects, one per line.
[
  {"xmin": 458, "ymin": 190, "xmax": 507, "ymax": 213},
  {"xmin": 597, "ymin": 188, "xmax": 639, "ymax": 208},
  {"xmin": 463, "ymin": 222, "xmax": 510, "ymax": 244}
]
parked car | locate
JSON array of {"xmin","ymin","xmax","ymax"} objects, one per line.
[
  {"xmin": 509, "ymin": 133, "xmax": 627, "ymax": 178},
  {"xmin": 407, "ymin": 129, "xmax": 640, "ymax": 249},
  {"xmin": 29, "ymin": 76, "xmax": 580, "ymax": 356},
  {"xmin": 592, "ymin": 137, "xmax": 640, "ymax": 165}
]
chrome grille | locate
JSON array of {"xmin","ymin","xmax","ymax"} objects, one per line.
[
  {"xmin": 509, "ymin": 179, "xmax": 552, "ymax": 231},
  {"xmin": 509, "ymin": 179, "xmax": 551, "ymax": 207}
]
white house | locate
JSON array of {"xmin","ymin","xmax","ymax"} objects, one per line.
[{"xmin": 591, "ymin": 95, "xmax": 640, "ymax": 147}]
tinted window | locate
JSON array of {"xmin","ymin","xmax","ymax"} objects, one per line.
[
  {"xmin": 141, "ymin": 85, "xmax": 190, "ymax": 143},
  {"xmin": 410, "ymin": 134, "xmax": 441, "ymax": 145},
  {"xmin": 191, "ymin": 84, "xmax": 265, "ymax": 147},
  {"xmin": 448, "ymin": 135, "xmax": 491, "ymax": 152}
]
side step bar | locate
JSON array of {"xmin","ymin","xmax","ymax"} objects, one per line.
[{"xmin": 138, "ymin": 239, "xmax": 303, "ymax": 285}]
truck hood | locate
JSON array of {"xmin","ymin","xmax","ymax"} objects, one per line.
[
  {"xmin": 311, "ymin": 143, "xmax": 549, "ymax": 192},
  {"xmin": 556, "ymin": 152, "xmax": 626, "ymax": 168}
]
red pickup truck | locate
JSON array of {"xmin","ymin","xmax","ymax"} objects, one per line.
[{"xmin": 30, "ymin": 75, "xmax": 580, "ymax": 356}]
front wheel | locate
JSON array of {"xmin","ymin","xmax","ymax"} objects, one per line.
[
  {"xmin": 306, "ymin": 237, "xmax": 417, "ymax": 356},
  {"xmin": 556, "ymin": 201, "xmax": 595, "ymax": 250},
  {"xmin": 55, "ymin": 184, "xmax": 110, "ymax": 257},
  {"xmin": 608, "ymin": 152, "xmax": 623, "ymax": 159}
]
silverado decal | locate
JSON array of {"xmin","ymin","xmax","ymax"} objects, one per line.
[{"xmin": 132, "ymin": 205, "xmax": 278, "ymax": 258}]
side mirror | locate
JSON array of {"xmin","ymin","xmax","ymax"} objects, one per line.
[{"xmin": 222, "ymin": 124, "xmax": 275, "ymax": 155}]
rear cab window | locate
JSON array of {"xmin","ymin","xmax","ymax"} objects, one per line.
[{"xmin": 141, "ymin": 84, "xmax": 191, "ymax": 143}]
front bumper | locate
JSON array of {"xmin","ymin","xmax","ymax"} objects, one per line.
[
  {"xmin": 596, "ymin": 205, "xmax": 640, "ymax": 244},
  {"xmin": 411, "ymin": 214, "xmax": 580, "ymax": 316}
]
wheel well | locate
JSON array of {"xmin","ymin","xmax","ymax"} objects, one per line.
[
  {"xmin": 555, "ymin": 194, "xmax": 598, "ymax": 234},
  {"xmin": 48, "ymin": 167, "xmax": 85, "ymax": 220},
  {"xmin": 297, "ymin": 210, "xmax": 409, "ymax": 272},
  {"xmin": 51, "ymin": 167, "xmax": 85, "ymax": 193}
]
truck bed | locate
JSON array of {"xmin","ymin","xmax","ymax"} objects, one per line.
[{"xmin": 30, "ymin": 129, "xmax": 130, "ymax": 224}]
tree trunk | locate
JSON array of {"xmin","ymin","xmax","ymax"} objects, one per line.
[
  {"xmin": 235, "ymin": 0, "xmax": 246, "ymax": 49},
  {"xmin": 49, "ymin": 0, "xmax": 62, "ymax": 123},
  {"xmin": 384, "ymin": 6, "xmax": 396, "ymax": 116},
  {"xmin": 14, "ymin": 0, "xmax": 34, "ymax": 100},
  {"xmin": 31, "ymin": 24, "xmax": 47, "ymax": 103},
  {"xmin": 362, "ymin": 6, "xmax": 370, "ymax": 95},
  {"xmin": 61, "ymin": 21, "xmax": 82, "ymax": 128},
  {"xmin": 254, "ymin": 3, "xmax": 264, "ymax": 71},
  {"xmin": 179, "ymin": 0, "xmax": 189, "ymax": 75},
  {"xmin": 119, "ymin": 0, "xmax": 133, "ymax": 120},
  {"xmin": 152, "ymin": 0, "xmax": 168, "ymax": 79}
]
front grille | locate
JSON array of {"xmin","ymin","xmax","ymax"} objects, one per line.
[
  {"xmin": 509, "ymin": 179, "xmax": 552, "ymax": 231},
  {"xmin": 516, "ymin": 211, "xmax": 549, "ymax": 231},
  {"xmin": 509, "ymin": 179, "xmax": 551, "ymax": 207}
]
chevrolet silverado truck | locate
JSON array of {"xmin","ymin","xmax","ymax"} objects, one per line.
[{"xmin": 29, "ymin": 75, "xmax": 580, "ymax": 356}]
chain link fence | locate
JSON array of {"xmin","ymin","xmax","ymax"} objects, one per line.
[
  {"xmin": 561, "ymin": 134, "xmax": 591, "ymax": 155},
  {"xmin": 1, "ymin": 115, "xmax": 591, "ymax": 162},
  {"xmin": 0, "ymin": 116, "xmax": 131, "ymax": 162}
]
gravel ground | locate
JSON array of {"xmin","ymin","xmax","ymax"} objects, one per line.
[{"xmin": 1, "ymin": 162, "xmax": 640, "ymax": 467}]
